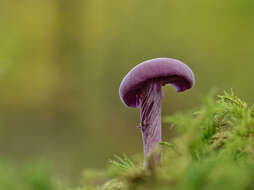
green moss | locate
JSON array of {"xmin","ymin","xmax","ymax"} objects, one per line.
[
  {"xmin": 78, "ymin": 90, "xmax": 254, "ymax": 190},
  {"xmin": 0, "ymin": 161, "xmax": 61, "ymax": 190},
  {"xmin": 2, "ymin": 90, "xmax": 254, "ymax": 190}
]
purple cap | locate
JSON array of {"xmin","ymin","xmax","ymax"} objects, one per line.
[{"xmin": 119, "ymin": 58, "xmax": 195, "ymax": 107}]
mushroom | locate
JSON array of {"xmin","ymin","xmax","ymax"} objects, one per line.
[{"xmin": 119, "ymin": 58, "xmax": 195, "ymax": 168}]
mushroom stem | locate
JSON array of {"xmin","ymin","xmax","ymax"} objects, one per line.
[{"xmin": 140, "ymin": 80, "xmax": 162, "ymax": 168}]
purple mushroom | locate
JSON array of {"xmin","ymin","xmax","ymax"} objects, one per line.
[{"xmin": 119, "ymin": 58, "xmax": 195, "ymax": 168}]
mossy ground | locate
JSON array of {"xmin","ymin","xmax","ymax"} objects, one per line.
[
  {"xmin": 2, "ymin": 90, "xmax": 254, "ymax": 190},
  {"xmin": 79, "ymin": 90, "xmax": 254, "ymax": 190}
]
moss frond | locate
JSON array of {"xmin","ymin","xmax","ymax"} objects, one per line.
[{"xmin": 109, "ymin": 154, "xmax": 134, "ymax": 171}]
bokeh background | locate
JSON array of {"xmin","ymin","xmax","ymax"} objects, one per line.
[{"xmin": 0, "ymin": 0, "xmax": 254, "ymax": 184}]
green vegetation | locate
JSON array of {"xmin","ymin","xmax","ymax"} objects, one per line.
[
  {"xmin": 0, "ymin": 161, "xmax": 61, "ymax": 190},
  {"xmin": 76, "ymin": 90, "xmax": 254, "ymax": 190},
  {"xmin": 2, "ymin": 90, "xmax": 254, "ymax": 190}
]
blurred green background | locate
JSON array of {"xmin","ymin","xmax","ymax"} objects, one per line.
[{"xmin": 0, "ymin": 0, "xmax": 253, "ymax": 184}]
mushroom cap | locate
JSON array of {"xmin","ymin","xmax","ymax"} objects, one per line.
[{"xmin": 119, "ymin": 58, "xmax": 195, "ymax": 107}]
